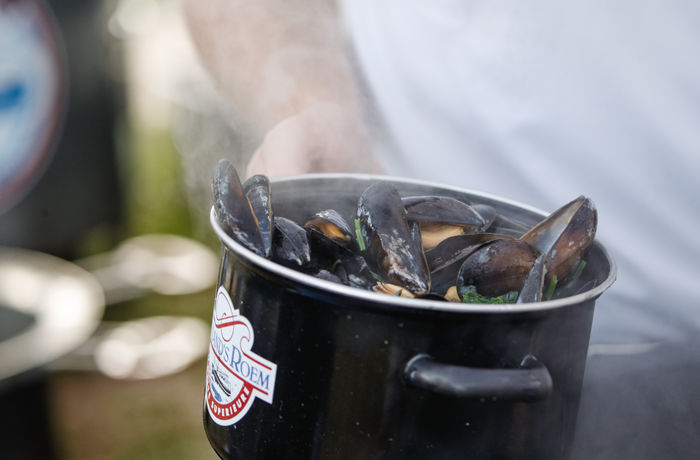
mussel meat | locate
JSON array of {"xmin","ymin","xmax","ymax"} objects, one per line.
[
  {"xmin": 304, "ymin": 209, "xmax": 355, "ymax": 255},
  {"xmin": 403, "ymin": 195, "xmax": 490, "ymax": 250}
]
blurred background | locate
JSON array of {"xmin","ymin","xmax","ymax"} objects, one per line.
[{"xmin": 0, "ymin": 0, "xmax": 238, "ymax": 458}]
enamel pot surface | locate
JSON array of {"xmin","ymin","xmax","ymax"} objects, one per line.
[{"xmin": 202, "ymin": 174, "xmax": 616, "ymax": 460}]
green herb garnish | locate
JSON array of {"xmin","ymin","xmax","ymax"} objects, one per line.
[
  {"xmin": 330, "ymin": 259, "xmax": 342, "ymax": 272},
  {"xmin": 570, "ymin": 260, "xmax": 587, "ymax": 284},
  {"xmin": 461, "ymin": 286, "xmax": 518, "ymax": 304},
  {"xmin": 544, "ymin": 275, "xmax": 558, "ymax": 301},
  {"xmin": 354, "ymin": 218, "xmax": 366, "ymax": 251}
]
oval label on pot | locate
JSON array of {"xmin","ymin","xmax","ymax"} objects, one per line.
[{"xmin": 205, "ymin": 286, "xmax": 278, "ymax": 426}]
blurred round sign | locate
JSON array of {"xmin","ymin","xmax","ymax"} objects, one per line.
[{"xmin": 0, "ymin": 0, "xmax": 66, "ymax": 212}]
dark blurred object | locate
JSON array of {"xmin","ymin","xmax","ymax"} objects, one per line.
[
  {"xmin": 0, "ymin": 374, "xmax": 55, "ymax": 460},
  {"xmin": 0, "ymin": 0, "xmax": 125, "ymax": 260}
]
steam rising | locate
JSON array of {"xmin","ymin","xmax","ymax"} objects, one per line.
[{"xmin": 174, "ymin": 0, "xmax": 384, "ymax": 228}]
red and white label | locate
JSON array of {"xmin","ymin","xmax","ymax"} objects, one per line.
[{"xmin": 205, "ymin": 286, "xmax": 277, "ymax": 426}]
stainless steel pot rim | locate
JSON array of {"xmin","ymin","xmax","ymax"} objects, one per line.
[{"xmin": 210, "ymin": 173, "xmax": 617, "ymax": 314}]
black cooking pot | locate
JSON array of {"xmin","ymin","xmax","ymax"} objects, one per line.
[{"xmin": 203, "ymin": 175, "xmax": 616, "ymax": 460}]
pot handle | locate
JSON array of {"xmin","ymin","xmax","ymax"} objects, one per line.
[{"xmin": 403, "ymin": 354, "xmax": 552, "ymax": 402}]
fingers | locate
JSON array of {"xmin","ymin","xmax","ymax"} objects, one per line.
[{"xmin": 246, "ymin": 118, "xmax": 312, "ymax": 178}]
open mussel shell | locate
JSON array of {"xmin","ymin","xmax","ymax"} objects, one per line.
[
  {"xmin": 243, "ymin": 175, "xmax": 273, "ymax": 258},
  {"xmin": 304, "ymin": 209, "xmax": 355, "ymax": 249},
  {"xmin": 271, "ymin": 216, "xmax": 312, "ymax": 269},
  {"xmin": 358, "ymin": 182, "xmax": 430, "ymax": 295},
  {"xmin": 457, "ymin": 239, "xmax": 539, "ymax": 298},
  {"xmin": 521, "ymin": 196, "xmax": 597, "ymax": 282},
  {"xmin": 303, "ymin": 210, "xmax": 359, "ymax": 274},
  {"xmin": 212, "ymin": 160, "xmax": 265, "ymax": 257},
  {"xmin": 403, "ymin": 195, "xmax": 491, "ymax": 250},
  {"xmin": 426, "ymin": 233, "xmax": 512, "ymax": 295},
  {"xmin": 299, "ymin": 209, "xmax": 378, "ymax": 290},
  {"xmin": 425, "ymin": 233, "xmax": 513, "ymax": 273}
]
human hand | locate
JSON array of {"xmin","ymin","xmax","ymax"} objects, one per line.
[{"xmin": 246, "ymin": 102, "xmax": 384, "ymax": 178}]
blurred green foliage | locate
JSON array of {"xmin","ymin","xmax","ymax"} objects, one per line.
[{"xmin": 118, "ymin": 124, "xmax": 194, "ymax": 238}]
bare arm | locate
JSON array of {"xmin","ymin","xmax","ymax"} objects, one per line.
[{"xmin": 182, "ymin": 0, "xmax": 383, "ymax": 177}]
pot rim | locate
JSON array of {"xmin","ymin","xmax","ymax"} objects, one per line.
[{"xmin": 210, "ymin": 173, "xmax": 617, "ymax": 314}]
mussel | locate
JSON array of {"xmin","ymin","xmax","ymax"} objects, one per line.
[
  {"xmin": 271, "ymin": 216, "xmax": 312, "ymax": 269},
  {"xmin": 403, "ymin": 195, "xmax": 490, "ymax": 250},
  {"xmin": 213, "ymin": 160, "xmax": 265, "ymax": 257},
  {"xmin": 426, "ymin": 233, "xmax": 510, "ymax": 295},
  {"xmin": 426, "ymin": 233, "xmax": 512, "ymax": 273},
  {"xmin": 455, "ymin": 197, "xmax": 597, "ymax": 301},
  {"xmin": 304, "ymin": 209, "xmax": 355, "ymax": 257},
  {"xmin": 358, "ymin": 183, "xmax": 430, "ymax": 295},
  {"xmin": 403, "ymin": 195, "xmax": 486, "ymax": 226},
  {"xmin": 456, "ymin": 238, "xmax": 539, "ymax": 298},
  {"xmin": 333, "ymin": 254, "xmax": 377, "ymax": 290},
  {"xmin": 373, "ymin": 282, "xmax": 416, "ymax": 298},
  {"xmin": 521, "ymin": 196, "xmax": 597, "ymax": 283},
  {"xmin": 299, "ymin": 209, "xmax": 377, "ymax": 289},
  {"xmin": 243, "ymin": 175, "xmax": 273, "ymax": 258}
]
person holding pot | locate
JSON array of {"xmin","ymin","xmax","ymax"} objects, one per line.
[{"xmin": 184, "ymin": 1, "xmax": 700, "ymax": 459}]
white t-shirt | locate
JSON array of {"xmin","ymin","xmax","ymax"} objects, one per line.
[{"xmin": 342, "ymin": 0, "xmax": 700, "ymax": 345}]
